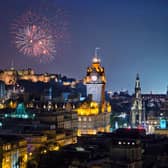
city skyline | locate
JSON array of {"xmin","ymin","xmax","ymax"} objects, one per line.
[{"xmin": 1, "ymin": 0, "xmax": 168, "ymax": 93}]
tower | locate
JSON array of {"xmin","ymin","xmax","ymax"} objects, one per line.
[
  {"xmin": 76, "ymin": 49, "xmax": 111, "ymax": 136},
  {"xmin": 84, "ymin": 48, "xmax": 106, "ymax": 105},
  {"xmin": 131, "ymin": 74, "xmax": 143, "ymax": 128}
]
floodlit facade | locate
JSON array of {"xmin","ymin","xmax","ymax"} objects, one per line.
[
  {"xmin": 0, "ymin": 136, "xmax": 27, "ymax": 168},
  {"xmin": 76, "ymin": 52, "xmax": 111, "ymax": 136},
  {"xmin": 0, "ymin": 68, "xmax": 57, "ymax": 85}
]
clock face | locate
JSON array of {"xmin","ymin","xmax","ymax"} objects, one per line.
[{"xmin": 91, "ymin": 75, "xmax": 97, "ymax": 82}]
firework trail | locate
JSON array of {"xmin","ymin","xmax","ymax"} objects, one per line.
[{"xmin": 11, "ymin": 8, "xmax": 69, "ymax": 63}]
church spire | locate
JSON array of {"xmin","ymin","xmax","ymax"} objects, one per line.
[
  {"xmin": 135, "ymin": 73, "xmax": 141, "ymax": 99},
  {"xmin": 135, "ymin": 73, "xmax": 140, "ymax": 89},
  {"xmin": 131, "ymin": 74, "xmax": 143, "ymax": 128}
]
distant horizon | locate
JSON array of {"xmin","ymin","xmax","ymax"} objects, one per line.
[{"xmin": 0, "ymin": 65, "xmax": 167, "ymax": 95}]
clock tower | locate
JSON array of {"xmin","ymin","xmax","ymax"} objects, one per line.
[
  {"xmin": 76, "ymin": 49, "xmax": 111, "ymax": 136},
  {"xmin": 84, "ymin": 50, "xmax": 106, "ymax": 104}
]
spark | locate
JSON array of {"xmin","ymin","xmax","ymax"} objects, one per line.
[{"xmin": 12, "ymin": 11, "xmax": 56, "ymax": 62}]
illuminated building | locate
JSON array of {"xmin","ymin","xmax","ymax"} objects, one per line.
[
  {"xmin": 37, "ymin": 109, "xmax": 78, "ymax": 145},
  {"xmin": 158, "ymin": 87, "xmax": 168, "ymax": 127},
  {"xmin": 84, "ymin": 51, "xmax": 106, "ymax": 103},
  {"xmin": 0, "ymin": 135, "xmax": 27, "ymax": 168},
  {"xmin": 0, "ymin": 68, "xmax": 57, "ymax": 85},
  {"xmin": 146, "ymin": 117, "xmax": 159, "ymax": 134},
  {"xmin": 131, "ymin": 74, "xmax": 144, "ymax": 128},
  {"xmin": 76, "ymin": 50, "xmax": 111, "ymax": 135},
  {"xmin": 154, "ymin": 128, "xmax": 168, "ymax": 136},
  {"xmin": 142, "ymin": 88, "xmax": 168, "ymax": 133},
  {"xmin": 145, "ymin": 116, "xmax": 168, "ymax": 134},
  {"xmin": 5, "ymin": 103, "xmax": 35, "ymax": 119}
]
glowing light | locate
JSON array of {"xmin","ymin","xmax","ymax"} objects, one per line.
[
  {"xmin": 77, "ymin": 129, "xmax": 81, "ymax": 136},
  {"xmin": 118, "ymin": 113, "xmax": 127, "ymax": 118},
  {"xmin": 160, "ymin": 119, "xmax": 166, "ymax": 129},
  {"xmin": 87, "ymin": 129, "xmax": 97, "ymax": 135},
  {"xmin": 11, "ymin": 11, "xmax": 56, "ymax": 62},
  {"xmin": 92, "ymin": 57, "xmax": 100, "ymax": 63},
  {"xmin": 11, "ymin": 4, "xmax": 70, "ymax": 63},
  {"xmin": 91, "ymin": 75, "xmax": 97, "ymax": 81},
  {"xmin": 0, "ymin": 103, "xmax": 5, "ymax": 109},
  {"xmin": 53, "ymin": 146, "xmax": 59, "ymax": 151},
  {"xmin": 41, "ymin": 149, "xmax": 47, "ymax": 154},
  {"xmin": 5, "ymin": 103, "xmax": 35, "ymax": 119},
  {"xmin": 24, "ymin": 154, "xmax": 28, "ymax": 162},
  {"xmin": 76, "ymin": 147, "xmax": 85, "ymax": 151},
  {"xmin": 118, "ymin": 141, "xmax": 122, "ymax": 145}
]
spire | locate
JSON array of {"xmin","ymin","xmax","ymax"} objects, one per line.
[
  {"xmin": 136, "ymin": 73, "xmax": 139, "ymax": 80},
  {"xmin": 131, "ymin": 74, "xmax": 143, "ymax": 128},
  {"xmin": 135, "ymin": 73, "xmax": 141, "ymax": 99},
  {"xmin": 135, "ymin": 73, "xmax": 140, "ymax": 89},
  {"xmin": 92, "ymin": 47, "xmax": 101, "ymax": 63}
]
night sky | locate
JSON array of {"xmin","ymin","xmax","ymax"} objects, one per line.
[{"xmin": 1, "ymin": 0, "xmax": 168, "ymax": 93}]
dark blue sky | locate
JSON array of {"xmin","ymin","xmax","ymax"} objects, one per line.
[{"xmin": 1, "ymin": 0, "xmax": 168, "ymax": 93}]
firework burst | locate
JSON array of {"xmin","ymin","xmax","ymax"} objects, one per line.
[{"xmin": 12, "ymin": 11, "xmax": 56, "ymax": 62}]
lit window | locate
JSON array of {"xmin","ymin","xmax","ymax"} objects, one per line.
[{"xmin": 7, "ymin": 145, "xmax": 9, "ymax": 150}]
